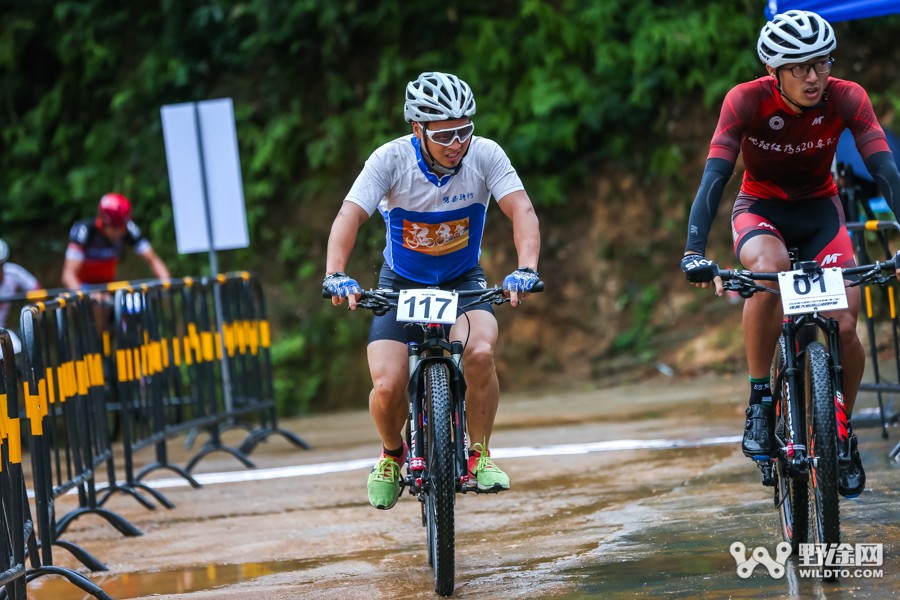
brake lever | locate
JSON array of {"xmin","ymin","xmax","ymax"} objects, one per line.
[{"xmin": 846, "ymin": 266, "xmax": 896, "ymax": 288}]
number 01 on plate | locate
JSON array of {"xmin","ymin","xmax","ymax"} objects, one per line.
[{"xmin": 778, "ymin": 267, "xmax": 848, "ymax": 315}]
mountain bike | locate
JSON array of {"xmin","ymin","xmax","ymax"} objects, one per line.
[
  {"xmin": 719, "ymin": 253, "xmax": 895, "ymax": 573},
  {"xmin": 332, "ymin": 283, "xmax": 541, "ymax": 596}
]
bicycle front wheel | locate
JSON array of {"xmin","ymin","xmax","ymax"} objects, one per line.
[
  {"xmin": 424, "ymin": 362, "xmax": 456, "ymax": 596},
  {"xmin": 772, "ymin": 340, "xmax": 808, "ymax": 553},
  {"xmin": 805, "ymin": 342, "xmax": 841, "ymax": 555}
]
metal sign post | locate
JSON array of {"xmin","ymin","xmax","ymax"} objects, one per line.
[{"xmin": 161, "ymin": 98, "xmax": 250, "ymax": 414}]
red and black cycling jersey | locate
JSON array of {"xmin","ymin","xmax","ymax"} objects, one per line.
[
  {"xmin": 709, "ymin": 76, "xmax": 889, "ymax": 201},
  {"xmin": 66, "ymin": 218, "xmax": 152, "ymax": 284},
  {"xmin": 684, "ymin": 76, "xmax": 897, "ymax": 255}
]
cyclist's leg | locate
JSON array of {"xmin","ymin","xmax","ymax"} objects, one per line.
[
  {"xmin": 364, "ymin": 338, "xmax": 409, "ymax": 510},
  {"xmin": 733, "ymin": 196, "xmax": 791, "ymax": 457},
  {"xmin": 807, "ymin": 203, "xmax": 866, "ymax": 496},
  {"xmin": 366, "ymin": 340, "xmax": 411, "ymax": 451},
  {"xmin": 450, "ymin": 309, "xmax": 499, "ymax": 448},
  {"xmin": 810, "ymin": 199, "xmax": 864, "ymax": 415},
  {"xmin": 446, "ymin": 267, "xmax": 508, "ymax": 490},
  {"xmin": 738, "ymin": 233, "xmax": 790, "ymax": 375}
]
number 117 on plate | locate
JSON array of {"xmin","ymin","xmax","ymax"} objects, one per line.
[{"xmin": 396, "ymin": 289, "xmax": 459, "ymax": 324}]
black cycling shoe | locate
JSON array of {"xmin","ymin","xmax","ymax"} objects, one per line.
[
  {"xmin": 741, "ymin": 404, "xmax": 773, "ymax": 459},
  {"xmin": 838, "ymin": 433, "xmax": 866, "ymax": 498}
]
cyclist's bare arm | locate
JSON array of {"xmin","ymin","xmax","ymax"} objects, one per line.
[
  {"xmin": 325, "ymin": 201, "xmax": 369, "ymax": 308},
  {"xmin": 61, "ymin": 256, "xmax": 83, "ymax": 289},
  {"xmin": 139, "ymin": 248, "xmax": 170, "ymax": 280},
  {"xmin": 497, "ymin": 190, "xmax": 541, "ymax": 307}
]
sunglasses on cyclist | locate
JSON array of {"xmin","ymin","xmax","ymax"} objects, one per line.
[
  {"xmin": 423, "ymin": 122, "xmax": 475, "ymax": 147},
  {"xmin": 785, "ymin": 58, "xmax": 834, "ymax": 78}
]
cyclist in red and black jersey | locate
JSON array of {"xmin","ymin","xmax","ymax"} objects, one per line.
[
  {"xmin": 62, "ymin": 193, "xmax": 170, "ymax": 288},
  {"xmin": 680, "ymin": 10, "xmax": 900, "ymax": 499}
]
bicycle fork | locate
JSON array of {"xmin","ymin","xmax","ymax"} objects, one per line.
[
  {"xmin": 404, "ymin": 340, "xmax": 469, "ymax": 496},
  {"xmin": 761, "ymin": 322, "xmax": 809, "ymax": 492}
]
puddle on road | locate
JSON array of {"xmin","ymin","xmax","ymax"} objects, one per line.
[{"xmin": 25, "ymin": 558, "xmax": 318, "ymax": 600}]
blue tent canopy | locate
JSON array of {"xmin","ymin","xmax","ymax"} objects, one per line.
[
  {"xmin": 836, "ymin": 128, "xmax": 900, "ymax": 182},
  {"xmin": 765, "ymin": 1, "xmax": 900, "ymax": 22}
]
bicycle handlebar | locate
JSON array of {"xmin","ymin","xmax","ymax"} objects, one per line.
[
  {"xmin": 719, "ymin": 258, "xmax": 897, "ymax": 298},
  {"xmin": 322, "ymin": 281, "xmax": 544, "ymax": 312}
]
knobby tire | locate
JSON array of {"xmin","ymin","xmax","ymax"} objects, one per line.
[
  {"xmin": 805, "ymin": 342, "xmax": 841, "ymax": 568},
  {"xmin": 424, "ymin": 363, "xmax": 456, "ymax": 596},
  {"xmin": 772, "ymin": 341, "xmax": 808, "ymax": 553}
]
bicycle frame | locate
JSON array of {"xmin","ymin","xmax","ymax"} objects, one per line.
[{"xmin": 772, "ymin": 275, "xmax": 846, "ymax": 481}]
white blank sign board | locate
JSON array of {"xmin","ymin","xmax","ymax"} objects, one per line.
[{"xmin": 161, "ymin": 98, "xmax": 250, "ymax": 254}]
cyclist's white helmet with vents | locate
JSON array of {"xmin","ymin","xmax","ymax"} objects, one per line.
[
  {"xmin": 757, "ymin": 10, "xmax": 836, "ymax": 68},
  {"xmin": 404, "ymin": 72, "xmax": 476, "ymax": 123}
]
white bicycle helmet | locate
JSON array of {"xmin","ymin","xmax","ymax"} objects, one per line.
[
  {"xmin": 404, "ymin": 72, "xmax": 476, "ymax": 123},
  {"xmin": 0, "ymin": 239, "xmax": 8, "ymax": 264},
  {"xmin": 757, "ymin": 10, "xmax": 836, "ymax": 68}
]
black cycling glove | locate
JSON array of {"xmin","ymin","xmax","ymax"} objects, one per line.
[{"xmin": 681, "ymin": 254, "xmax": 719, "ymax": 283}]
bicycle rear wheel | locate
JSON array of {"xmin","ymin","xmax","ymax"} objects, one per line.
[
  {"xmin": 805, "ymin": 342, "xmax": 841, "ymax": 556},
  {"xmin": 424, "ymin": 362, "xmax": 456, "ymax": 596},
  {"xmin": 772, "ymin": 341, "xmax": 808, "ymax": 553}
]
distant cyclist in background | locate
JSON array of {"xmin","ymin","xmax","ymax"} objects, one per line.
[
  {"xmin": 62, "ymin": 192, "xmax": 170, "ymax": 289},
  {"xmin": 324, "ymin": 71, "xmax": 541, "ymax": 510},
  {"xmin": 680, "ymin": 10, "xmax": 900, "ymax": 499},
  {"xmin": 0, "ymin": 238, "xmax": 41, "ymax": 355}
]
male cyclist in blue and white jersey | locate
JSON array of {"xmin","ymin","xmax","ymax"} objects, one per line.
[{"xmin": 324, "ymin": 71, "xmax": 541, "ymax": 510}]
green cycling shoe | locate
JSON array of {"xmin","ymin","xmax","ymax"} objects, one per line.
[
  {"xmin": 468, "ymin": 442, "xmax": 510, "ymax": 492},
  {"xmin": 367, "ymin": 454, "xmax": 402, "ymax": 509}
]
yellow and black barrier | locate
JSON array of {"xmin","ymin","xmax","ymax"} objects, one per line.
[
  {"xmin": 101, "ymin": 274, "xmax": 308, "ymax": 483},
  {"xmin": 0, "ymin": 328, "xmax": 28, "ymax": 600},
  {"xmin": 846, "ymin": 219, "xmax": 900, "ymax": 444},
  {"xmin": 14, "ymin": 298, "xmax": 119, "ymax": 599},
  {"xmin": 0, "ymin": 271, "xmax": 308, "ymax": 597},
  {"xmin": 218, "ymin": 273, "xmax": 309, "ymax": 457}
]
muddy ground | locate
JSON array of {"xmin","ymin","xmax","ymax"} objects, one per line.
[{"xmin": 25, "ymin": 373, "xmax": 900, "ymax": 599}]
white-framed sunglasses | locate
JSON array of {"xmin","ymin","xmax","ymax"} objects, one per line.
[{"xmin": 423, "ymin": 122, "xmax": 475, "ymax": 146}]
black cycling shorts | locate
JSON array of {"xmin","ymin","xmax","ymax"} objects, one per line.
[{"xmin": 367, "ymin": 264, "xmax": 494, "ymax": 345}]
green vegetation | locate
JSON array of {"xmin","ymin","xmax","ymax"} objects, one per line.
[{"xmin": 3, "ymin": 2, "xmax": 899, "ymax": 413}]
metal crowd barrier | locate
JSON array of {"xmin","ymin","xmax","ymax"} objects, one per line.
[
  {"xmin": 0, "ymin": 329, "xmax": 28, "ymax": 600},
  {"xmin": 20, "ymin": 293, "xmax": 140, "ymax": 570},
  {"xmin": 846, "ymin": 219, "xmax": 900, "ymax": 457},
  {"xmin": 0, "ymin": 271, "xmax": 308, "ymax": 598}
]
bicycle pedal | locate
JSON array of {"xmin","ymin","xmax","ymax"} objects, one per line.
[{"xmin": 756, "ymin": 460, "xmax": 776, "ymax": 487}]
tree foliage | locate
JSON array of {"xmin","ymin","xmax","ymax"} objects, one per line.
[{"xmin": 2, "ymin": 1, "xmax": 899, "ymax": 413}]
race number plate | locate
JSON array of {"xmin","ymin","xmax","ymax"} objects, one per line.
[
  {"xmin": 396, "ymin": 289, "xmax": 459, "ymax": 324},
  {"xmin": 778, "ymin": 267, "xmax": 848, "ymax": 315}
]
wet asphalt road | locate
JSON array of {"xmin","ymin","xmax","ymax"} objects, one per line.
[{"xmin": 25, "ymin": 375, "xmax": 900, "ymax": 599}]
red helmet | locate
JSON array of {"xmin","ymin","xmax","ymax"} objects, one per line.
[{"xmin": 97, "ymin": 193, "xmax": 132, "ymax": 228}]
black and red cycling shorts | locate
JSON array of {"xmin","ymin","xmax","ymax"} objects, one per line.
[{"xmin": 731, "ymin": 193, "xmax": 856, "ymax": 270}]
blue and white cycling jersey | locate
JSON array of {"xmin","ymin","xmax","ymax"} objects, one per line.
[{"xmin": 345, "ymin": 135, "xmax": 524, "ymax": 284}]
